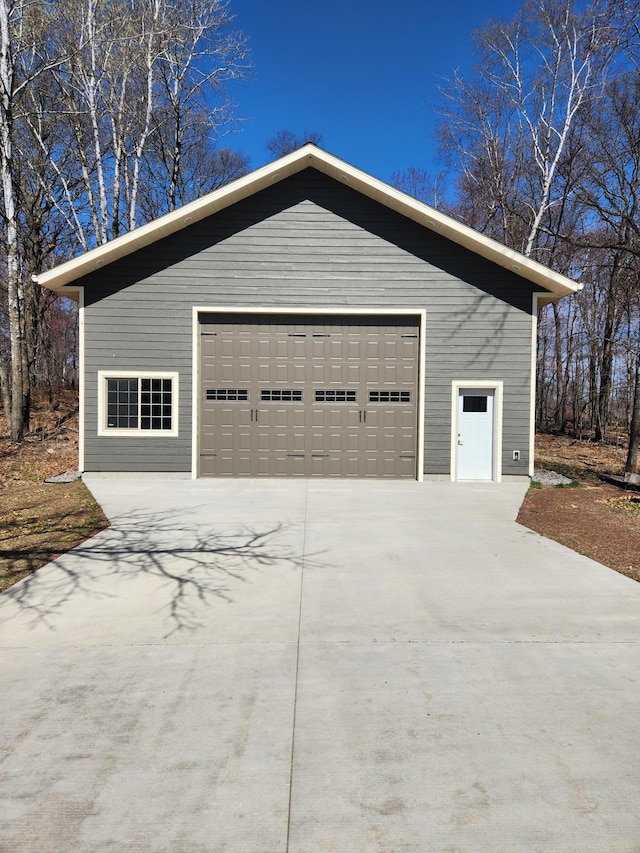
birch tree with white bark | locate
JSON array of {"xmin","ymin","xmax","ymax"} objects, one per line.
[
  {"xmin": 438, "ymin": 0, "xmax": 617, "ymax": 260},
  {"xmin": 46, "ymin": 0, "xmax": 250, "ymax": 246},
  {"xmin": 435, "ymin": 0, "xmax": 640, "ymax": 453},
  {"xmin": 0, "ymin": 0, "xmax": 71, "ymax": 441},
  {"xmin": 1, "ymin": 0, "xmax": 250, "ymax": 442}
]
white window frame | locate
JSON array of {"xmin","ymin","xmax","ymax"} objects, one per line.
[{"xmin": 98, "ymin": 371, "xmax": 179, "ymax": 437}]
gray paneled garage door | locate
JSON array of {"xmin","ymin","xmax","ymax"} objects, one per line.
[{"xmin": 199, "ymin": 314, "xmax": 419, "ymax": 478}]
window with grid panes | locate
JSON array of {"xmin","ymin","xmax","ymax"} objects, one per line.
[{"xmin": 104, "ymin": 375, "xmax": 175, "ymax": 432}]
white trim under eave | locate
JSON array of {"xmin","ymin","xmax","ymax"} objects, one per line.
[
  {"xmin": 78, "ymin": 286, "xmax": 85, "ymax": 473},
  {"xmin": 450, "ymin": 380, "xmax": 504, "ymax": 483},
  {"xmin": 191, "ymin": 305, "xmax": 426, "ymax": 482}
]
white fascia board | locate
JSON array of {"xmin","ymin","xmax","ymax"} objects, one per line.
[
  {"xmin": 34, "ymin": 149, "xmax": 315, "ymax": 294},
  {"xmin": 34, "ymin": 144, "xmax": 581, "ymax": 303},
  {"xmin": 319, "ymin": 154, "xmax": 581, "ymax": 303}
]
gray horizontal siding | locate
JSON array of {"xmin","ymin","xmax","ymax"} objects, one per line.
[{"xmin": 81, "ymin": 168, "xmax": 537, "ymax": 475}]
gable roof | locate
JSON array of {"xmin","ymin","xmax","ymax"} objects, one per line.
[{"xmin": 35, "ymin": 144, "xmax": 581, "ymax": 306}]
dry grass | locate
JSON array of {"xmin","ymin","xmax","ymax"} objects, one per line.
[
  {"xmin": 0, "ymin": 481, "xmax": 108, "ymax": 591},
  {"xmin": 0, "ymin": 390, "xmax": 80, "ymax": 489},
  {"xmin": 534, "ymin": 431, "xmax": 629, "ymax": 479},
  {"xmin": 518, "ymin": 431, "xmax": 640, "ymax": 583},
  {"xmin": 0, "ymin": 392, "xmax": 108, "ymax": 593}
]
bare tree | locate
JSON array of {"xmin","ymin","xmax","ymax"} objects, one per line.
[
  {"xmin": 47, "ymin": 0, "xmax": 251, "ymax": 246},
  {"xmin": 577, "ymin": 64, "xmax": 640, "ymax": 469},
  {"xmin": 0, "ymin": 0, "xmax": 71, "ymax": 440},
  {"xmin": 438, "ymin": 0, "xmax": 617, "ymax": 260},
  {"xmin": 435, "ymin": 0, "xmax": 640, "ymax": 448},
  {"xmin": 626, "ymin": 348, "xmax": 640, "ymax": 475},
  {"xmin": 265, "ymin": 129, "xmax": 323, "ymax": 159},
  {"xmin": 391, "ymin": 166, "xmax": 447, "ymax": 207},
  {"xmin": 143, "ymin": 0, "xmax": 250, "ymax": 215},
  {"xmin": 138, "ymin": 146, "xmax": 250, "ymax": 224},
  {"xmin": 0, "ymin": 0, "xmax": 251, "ymax": 442}
]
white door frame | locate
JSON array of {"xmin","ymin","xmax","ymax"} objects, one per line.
[{"xmin": 451, "ymin": 380, "xmax": 503, "ymax": 482}]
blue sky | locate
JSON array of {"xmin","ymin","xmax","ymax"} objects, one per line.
[{"xmin": 228, "ymin": 0, "xmax": 518, "ymax": 183}]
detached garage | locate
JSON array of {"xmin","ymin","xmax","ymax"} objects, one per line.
[{"xmin": 36, "ymin": 145, "xmax": 579, "ymax": 482}]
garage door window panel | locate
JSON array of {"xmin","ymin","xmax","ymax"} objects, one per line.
[
  {"xmin": 206, "ymin": 389, "xmax": 249, "ymax": 401},
  {"xmin": 315, "ymin": 389, "xmax": 357, "ymax": 403},
  {"xmin": 260, "ymin": 389, "xmax": 303, "ymax": 402},
  {"xmin": 369, "ymin": 390, "xmax": 411, "ymax": 403}
]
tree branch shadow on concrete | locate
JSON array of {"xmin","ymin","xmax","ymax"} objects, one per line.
[{"xmin": 2, "ymin": 507, "xmax": 327, "ymax": 635}]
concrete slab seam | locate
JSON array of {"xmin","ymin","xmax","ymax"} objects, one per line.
[{"xmin": 286, "ymin": 481, "xmax": 309, "ymax": 852}]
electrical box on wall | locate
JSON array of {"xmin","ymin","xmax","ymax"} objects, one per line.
[{"xmin": 513, "ymin": 450, "xmax": 520, "ymax": 461}]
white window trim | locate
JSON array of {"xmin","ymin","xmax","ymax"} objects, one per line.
[
  {"xmin": 97, "ymin": 370, "xmax": 179, "ymax": 437},
  {"xmin": 450, "ymin": 380, "xmax": 503, "ymax": 482}
]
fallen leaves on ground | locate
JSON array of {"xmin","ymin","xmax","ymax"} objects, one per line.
[
  {"xmin": 0, "ymin": 393, "xmax": 108, "ymax": 592},
  {"xmin": 518, "ymin": 481, "xmax": 640, "ymax": 583}
]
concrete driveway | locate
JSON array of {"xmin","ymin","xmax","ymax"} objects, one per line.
[{"xmin": 1, "ymin": 478, "xmax": 639, "ymax": 852}]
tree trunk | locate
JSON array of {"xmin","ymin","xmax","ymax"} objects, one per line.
[
  {"xmin": 625, "ymin": 348, "xmax": 640, "ymax": 476},
  {"xmin": 595, "ymin": 256, "xmax": 621, "ymax": 442},
  {"xmin": 0, "ymin": 360, "xmax": 11, "ymax": 427},
  {"xmin": 552, "ymin": 302, "xmax": 568, "ymax": 432},
  {"xmin": 0, "ymin": 0, "xmax": 27, "ymax": 442}
]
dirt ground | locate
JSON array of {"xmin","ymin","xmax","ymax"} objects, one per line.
[
  {"xmin": 0, "ymin": 391, "xmax": 79, "ymax": 490},
  {"xmin": 518, "ymin": 433, "xmax": 640, "ymax": 583},
  {"xmin": 1, "ymin": 398, "xmax": 639, "ymax": 588},
  {"xmin": 0, "ymin": 393, "xmax": 108, "ymax": 591}
]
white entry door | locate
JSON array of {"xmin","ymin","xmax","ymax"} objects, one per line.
[{"xmin": 456, "ymin": 389, "xmax": 494, "ymax": 481}]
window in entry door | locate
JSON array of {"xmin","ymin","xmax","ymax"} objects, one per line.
[{"xmin": 462, "ymin": 395, "xmax": 488, "ymax": 413}]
